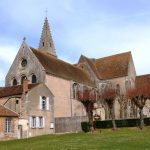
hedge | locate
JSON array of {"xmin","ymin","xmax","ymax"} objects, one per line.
[{"xmin": 81, "ymin": 118, "xmax": 150, "ymax": 132}]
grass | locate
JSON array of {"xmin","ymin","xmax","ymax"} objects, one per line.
[{"xmin": 1, "ymin": 127, "xmax": 150, "ymax": 150}]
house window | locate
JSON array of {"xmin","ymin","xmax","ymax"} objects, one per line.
[
  {"xmin": 39, "ymin": 96, "xmax": 50, "ymax": 110},
  {"xmin": 12, "ymin": 78, "xmax": 17, "ymax": 86},
  {"xmin": 21, "ymin": 75, "xmax": 27, "ymax": 84},
  {"xmin": 42, "ymin": 96, "xmax": 46, "ymax": 109},
  {"xmin": 39, "ymin": 117, "xmax": 43, "ymax": 128},
  {"xmin": 5, "ymin": 118, "xmax": 12, "ymax": 133},
  {"xmin": 31, "ymin": 74, "xmax": 37, "ymax": 83},
  {"xmin": 31, "ymin": 117, "xmax": 36, "ymax": 128}
]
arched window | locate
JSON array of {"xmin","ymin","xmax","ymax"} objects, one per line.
[
  {"xmin": 32, "ymin": 74, "xmax": 37, "ymax": 83},
  {"xmin": 116, "ymin": 84, "xmax": 120, "ymax": 95},
  {"xmin": 125, "ymin": 80, "xmax": 131, "ymax": 91},
  {"xmin": 21, "ymin": 75, "xmax": 27, "ymax": 84},
  {"xmin": 12, "ymin": 78, "xmax": 17, "ymax": 86},
  {"xmin": 72, "ymin": 83, "xmax": 79, "ymax": 99}
]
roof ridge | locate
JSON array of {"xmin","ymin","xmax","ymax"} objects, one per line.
[
  {"xmin": 136, "ymin": 74, "xmax": 150, "ymax": 77},
  {"xmin": 96, "ymin": 51, "xmax": 131, "ymax": 61},
  {"xmin": 31, "ymin": 47, "xmax": 90, "ymax": 74}
]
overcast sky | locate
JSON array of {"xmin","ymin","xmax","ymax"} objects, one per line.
[{"xmin": 0, "ymin": 0, "xmax": 150, "ymax": 86}]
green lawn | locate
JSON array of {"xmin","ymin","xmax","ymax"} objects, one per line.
[{"xmin": 1, "ymin": 127, "xmax": 150, "ymax": 150}]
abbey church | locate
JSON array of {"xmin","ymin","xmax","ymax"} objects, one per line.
[{"xmin": 0, "ymin": 17, "xmax": 150, "ymax": 140}]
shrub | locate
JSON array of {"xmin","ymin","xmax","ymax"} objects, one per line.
[{"xmin": 81, "ymin": 117, "xmax": 150, "ymax": 132}]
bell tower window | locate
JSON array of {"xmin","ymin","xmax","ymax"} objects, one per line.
[
  {"xmin": 12, "ymin": 78, "xmax": 17, "ymax": 86},
  {"xmin": 43, "ymin": 42, "xmax": 44, "ymax": 47},
  {"xmin": 32, "ymin": 74, "xmax": 37, "ymax": 83}
]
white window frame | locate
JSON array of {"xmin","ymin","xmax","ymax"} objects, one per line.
[
  {"xmin": 32, "ymin": 117, "xmax": 36, "ymax": 128},
  {"xmin": 39, "ymin": 96, "xmax": 50, "ymax": 111},
  {"xmin": 5, "ymin": 118, "xmax": 12, "ymax": 133},
  {"xmin": 39, "ymin": 117, "xmax": 43, "ymax": 128}
]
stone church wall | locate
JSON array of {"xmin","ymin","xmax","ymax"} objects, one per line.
[{"xmin": 5, "ymin": 42, "xmax": 45, "ymax": 86}]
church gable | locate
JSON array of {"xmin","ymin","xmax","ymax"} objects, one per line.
[
  {"xmin": 77, "ymin": 55, "xmax": 101, "ymax": 81},
  {"xmin": 5, "ymin": 40, "xmax": 45, "ymax": 86}
]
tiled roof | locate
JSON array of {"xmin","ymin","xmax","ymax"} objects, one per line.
[
  {"xmin": 78, "ymin": 55, "xmax": 101, "ymax": 79},
  {"xmin": 0, "ymin": 105, "xmax": 18, "ymax": 117},
  {"xmin": 31, "ymin": 48, "xmax": 94, "ymax": 86},
  {"xmin": 0, "ymin": 84, "xmax": 38, "ymax": 98},
  {"xmin": 136, "ymin": 74, "xmax": 150, "ymax": 88},
  {"xmin": 94, "ymin": 52, "xmax": 131, "ymax": 79}
]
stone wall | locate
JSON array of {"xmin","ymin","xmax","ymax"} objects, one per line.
[
  {"xmin": 55, "ymin": 116, "xmax": 88, "ymax": 133},
  {"xmin": 5, "ymin": 41, "xmax": 45, "ymax": 86}
]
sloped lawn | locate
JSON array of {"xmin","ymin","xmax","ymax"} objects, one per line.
[{"xmin": 1, "ymin": 127, "xmax": 150, "ymax": 150}]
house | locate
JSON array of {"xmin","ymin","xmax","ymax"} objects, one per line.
[
  {"xmin": 0, "ymin": 80, "xmax": 54, "ymax": 139},
  {"xmin": 0, "ymin": 104, "xmax": 18, "ymax": 140}
]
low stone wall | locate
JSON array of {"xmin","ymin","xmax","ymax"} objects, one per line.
[{"xmin": 55, "ymin": 116, "xmax": 88, "ymax": 133}]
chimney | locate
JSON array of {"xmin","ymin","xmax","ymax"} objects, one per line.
[{"xmin": 23, "ymin": 79, "xmax": 29, "ymax": 94}]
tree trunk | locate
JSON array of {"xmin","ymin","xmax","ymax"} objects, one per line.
[
  {"xmin": 110, "ymin": 106, "xmax": 117, "ymax": 130},
  {"xmin": 120, "ymin": 104, "xmax": 125, "ymax": 119},
  {"xmin": 87, "ymin": 109, "xmax": 94, "ymax": 132},
  {"xmin": 139, "ymin": 108, "xmax": 144, "ymax": 130}
]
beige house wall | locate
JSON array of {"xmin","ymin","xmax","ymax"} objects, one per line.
[
  {"xmin": 45, "ymin": 74, "xmax": 72, "ymax": 118},
  {"xmin": 45, "ymin": 74, "xmax": 87, "ymax": 118},
  {"xmin": 0, "ymin": 117, "xmax": 18, "ymax": 140},
  {"xmin": 27, "ymin": 84, "xmax": 54, "ymax": 138}
]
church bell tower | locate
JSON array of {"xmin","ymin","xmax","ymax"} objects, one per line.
[{"xmin": 38, "ymin": 17, "xmax": 57, "ymax": 57}]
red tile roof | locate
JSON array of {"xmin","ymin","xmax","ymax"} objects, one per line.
[
  {"xmin": 0, "ymin": 105, "xmax": 18, "ymax": 117},
  {"xmin": 0, "ymin": 84, "xmax": 38, "ymax": 98},
  {"xmin": 136, "ymin": 74, "xmax": 150, "ymax": 88},
  {"xmin": 31, "ymin": 48, "xmax": 95, "ymax": 86},
  {"xmin": 94, "ymin": 52, "xmax": 131, "ymax": 79}
]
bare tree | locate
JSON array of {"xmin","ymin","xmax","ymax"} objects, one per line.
[
  {"xmin": 100, "ymin": 87, "xmax": 117, "ymax": 130},
  {"xmin": 77, "ymin": 88, "xmax": 97, "ymax": 132},
  {"xmin": 128, "ymin": 84, "xmax": 150, "ymax": 129}
]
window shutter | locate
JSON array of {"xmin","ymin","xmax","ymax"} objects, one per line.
[
  {"xmin": 43, "ymin": 117, "xmax": 45, "ymax": 128},
  {"xmin": 39, "ymin": 96, "xmax": 42, "ymax": 110},
  {"xmin": 36, "ymin": 117, "xmax": 39, "ymax": 128},
  {"xmin": 46, "ymin": 97, "xmax": 50, "ymax": 110},
  {"xmin": 29, "ymin": 117, "xmax": 32, "ymax": 128}
]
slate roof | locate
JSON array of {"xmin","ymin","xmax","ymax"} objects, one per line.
[
  {"xmin": 136, "ymin": 74, "xmax": 150, "ymax": 88},
  {"xmin": 31, "ymin": 48, "xmax": 94, "ymax": 86},
  {"xmin": 94, "ymin": 52, "xmax": 131, "ymax": 79},
  {"xmin": 0, "ymin": 84, "xmax": 38, "ymax": 98},
  {"xmin": 0, "ymin": 105, "xmax": 18, "ymax": 117}
]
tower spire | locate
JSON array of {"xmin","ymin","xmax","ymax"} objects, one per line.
[{"xmin": 38, "ymin": 17, "xmax": 57, "ymax": 57}]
